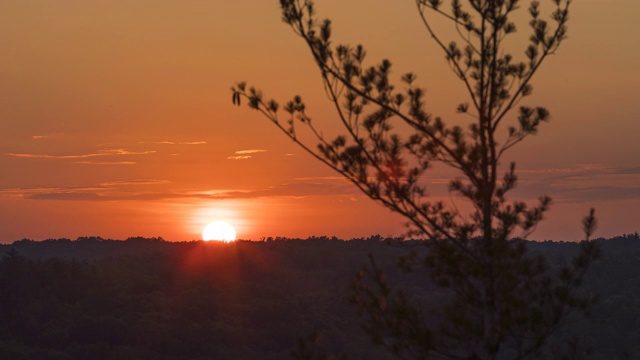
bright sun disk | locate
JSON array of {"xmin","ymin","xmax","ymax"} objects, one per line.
[{"xmin": 202, "ymin": 221, "xmax": 237, "ymax": 242}]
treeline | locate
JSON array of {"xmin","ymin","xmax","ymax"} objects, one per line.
[{"xmin": 0, "ymin": 234, "xmax": 639, "ymax": 359}]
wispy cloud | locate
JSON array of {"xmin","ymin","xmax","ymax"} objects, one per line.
[
  {"xmin": 0, "ymin": 177, "xmax": 359, "ymax": 202},
  {"xmin": 234, "ymin": 149, "xmax": 266, "ymax": 155},
  {"xmin": 75, "ymin": 161, "xmax": 136, "ymax": 165},
  {"xmin": 511, "ymin": 164, "xmax": 640, "ymax": 203},
  {"xmin": 0, "ymin": 187, "xmax": 105, "ymax": 200},
  {"xmin": 293, "ymin": 176, "xmax": 349, "ymax": 181},
  {"xmin": 560, "ymin": 186, "xmax": 640, "ymax": 203},
  {"xmin": 25, "ymin": 192, "xmax": 184, "ymax": 201},
  {"xmin": 518, "ymin": 164, "xmax": 611, "ymax": 176},
  {"xmin": 29, "ymin": 193, "xmax": 105, "ymax": 201},
  {"xmin": 227, "ymin": 149, "xmax": 267, "ymax": 160},
  {"xmin": 227, "ymin": 155, "xmax": 253, "ymax": 160},
  {"xmin": 616, "ymin": 167, "xmax": 640, "ymax": 175},
  {"xmin": 7, "ymin": 148, "xmax": 156, "ymax": 159},
  {"xmin": 5, "ymin": 165, "xmax": 637, "ymax": 204},
  {"xmin": 0, "ymin": 179, "xmax": 174, "ymax": 201},
  {"xmin": 139, "ymin": 141, "xmax": 207, "ymax": 145},
  {"xmin": 99, "ymin": 179, "xmax": 171, "ymax": 186},
  {"xmin": 31, "ymin": 133, "xmax": 62, "ymax": 140},
  {"xmin": 197, "ymin": 180, "xmax": 358, "ymax": 200}
]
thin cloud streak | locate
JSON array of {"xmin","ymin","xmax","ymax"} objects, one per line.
[
  {"xmin": 227, "ymin": 149, "xmax": 267, "ymax": 160},
  {"xmin": 204, "ymin": 182, "xmax": 357, "ymax": 199},
  {"xmin": 512, "ymin": 164, "xmax": 640, "ymax": 203},
  {"xmin": 31, "ymin": 133, "xmax": 63, "ymax": 140},
  {"xmin": 3, "ymin": 165, "xmax": 639, "ymax": 205},
  {"xmin": 99, "ymin": 179, "xmax": 171, "ymax": 186},
  {"xmin": 75, "ymin": 161, "xmax": 136, "ymax": 165},
  {"xmin": 518, "ymin": 164, "xmax": 611, "ymax": 176},
  {"xmin": 7, "ymin": 149, "xmax": 156, "ymax": 159},
  {"xmin": 0, "ymin": 187, "xmax": 106, "ymax": 200},
  {"xmin": 139, "ymin": 141, "xmax": 207, "ymax": 145},
  {"xmin": 227, "ymin": 155, "xmax": 253, "ymax": 160},
  {"xmin": 26, "ymin": 192, "xmax": 183, "ymax": 201},
  {"xmin": 0, "ymin": 178, "xmax": 359, "ymax": 202},
  {"xmin": 293, "ymin": 176, "xmax": 349, "ymax": 181},
  {"xmin": 234, "ymin": 149, "xmax": 267, "ymax": 155}
]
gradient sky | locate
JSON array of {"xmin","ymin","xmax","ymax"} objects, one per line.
[{"xmin": 1, "ymin": 0, "xmax": 638, "ymax": 243}]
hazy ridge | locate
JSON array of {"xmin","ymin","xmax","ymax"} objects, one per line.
[{"xmin": 1, "ymin": 234, "xmax": 639, "ymax": 359}]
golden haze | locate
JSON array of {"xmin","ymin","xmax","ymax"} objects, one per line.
[{"xmin": 0, "ymin": 1, "xmax": 638, "ymax": 242}]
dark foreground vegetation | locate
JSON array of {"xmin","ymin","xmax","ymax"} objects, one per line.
[{"xmin": 0, "ymin": 234, "xmax": 639, "ymax": 359}]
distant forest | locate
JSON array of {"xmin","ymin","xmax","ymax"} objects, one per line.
[{"xmin": 1, "ymin": 234, "xmax": 639, "ymax": 359}]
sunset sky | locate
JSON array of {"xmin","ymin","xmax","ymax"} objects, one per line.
[{"xmin": 1, "ymin": 0, "xmax": 638, "ymax": 243}]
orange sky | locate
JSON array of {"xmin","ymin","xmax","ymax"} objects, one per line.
[{"xmin": 1, "ymin": 0, "xmax": 639, "ymax": 243}]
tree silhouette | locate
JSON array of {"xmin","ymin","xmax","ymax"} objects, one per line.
[{"xmin": 232, "ymin": 0, "xmax": 599, "ymax": 358}]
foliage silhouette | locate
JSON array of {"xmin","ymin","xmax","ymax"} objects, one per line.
[{"xmin": 232, "ymin": 0, "xmax": 600, "ymax": 358}]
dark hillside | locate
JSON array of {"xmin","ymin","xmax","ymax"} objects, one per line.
[{"xmin": 0, "ymin": 234, "xmax": 639, "ymax": 359}]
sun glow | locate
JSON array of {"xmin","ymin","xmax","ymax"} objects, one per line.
[{"xmin": 202, "ymin": 221, "xmax": 237, "ymax": 242}]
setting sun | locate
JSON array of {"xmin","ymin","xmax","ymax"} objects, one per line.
[{"xmin": 202, "ymin": 221, "xmax": 237, "ymax": 242}]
